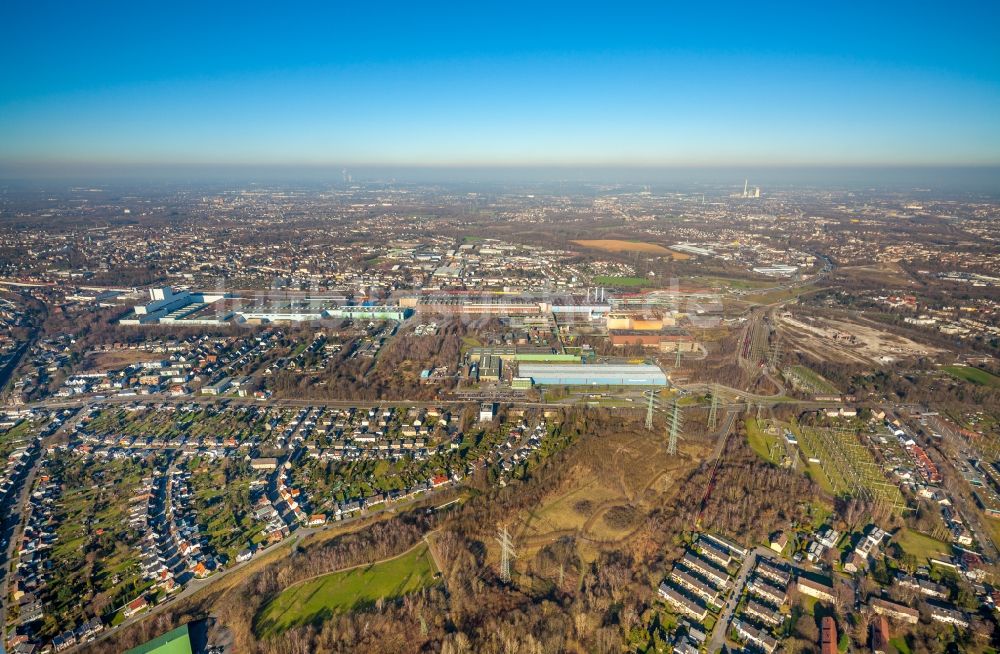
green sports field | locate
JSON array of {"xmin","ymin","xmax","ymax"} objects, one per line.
[{"xmin": 255, "ymin": 543, "xmax": 439, "ymax": 637}]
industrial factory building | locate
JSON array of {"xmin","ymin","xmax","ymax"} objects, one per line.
[
  {"xmin": 609, "ymin": 327, "xmax": 697, "ymax": 352},
  {"xmin": 606, "ymin": 313, "xmax": 672, "ymax": 331},
  {"xmin": 517, "ymin": 363, "xmax": 667, "ymax": 387},
  {"xmin": 403, "ymin": 293, "xmax": 609, "ymax": 320},
  {"xmin": 326, "ymin": 306, "xmax": 409, "ymax": 321},
  {"xmin": 122, "ymin": 289, "xmax": 409, "ymax": 325},
  {"xmin": 120, "ymin": 287, "xmax": 230, "ymax": 325},
  {"xmin": 411, "ymin": 295, "xmax": 542, "ymax": 315}
]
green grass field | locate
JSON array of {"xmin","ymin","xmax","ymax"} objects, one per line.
[
  {"xmin": 742, "ymin": 284, "xmax": 817, "ymax": 305},
  {"xmin": 803, "ymin": 462, "xmax": 837, "ymax": 495},
  {"xmin": 792, "ymin": 424, "xmax": 847, "ymax": 495},
  {"xmin": 255, "ymin": 543, "xmax": 439, "ymax": 637},
  {"xmin": 893, "ymin": 528, "xmax": 950, "ymax": 563},
  {"xmin": 943, "ymin": 365, "xmax": 1000, "ymax": 388},
  {"xmin": 0, "ymin": 420, "xmax": 33, "ymax": 459},
  {"xmin": 592, "ymin": 275, "xmax": 653, "ymax": 288},
  {"xmin": 460, "ymin": 336, "xmax": 482, "ymax": 352},
  {"xmin": 798, "ymin": 593, "xmax": 819, "ymax": 616},
  {"xmin": 787, "ymin": 365, "xmax": 840, "ymax": 394},
  {"xmin": 690, "ymin": 276, "xmax": 775, "ymax": 290},
  {"xmin": 746, "ymin": 419, "xmax": 781, "ymax": 464}
]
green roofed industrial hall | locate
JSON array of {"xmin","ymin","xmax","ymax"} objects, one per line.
[{"xmin": 125, "ymin": 624, "xmax": 193, "ymax": 654}]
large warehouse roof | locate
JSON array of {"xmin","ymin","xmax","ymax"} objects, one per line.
[
  {"xmin": 126, "ymin": 625, "xmax": 192, "ymax": 654},
  {"xmin": 518, "ymin": 363, "xmax": 667, "ymax": 386}
]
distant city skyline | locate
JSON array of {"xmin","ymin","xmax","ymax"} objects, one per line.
[{"xmin": 2, "ymin": 2, "xmax": 1000, "ymax": 167}]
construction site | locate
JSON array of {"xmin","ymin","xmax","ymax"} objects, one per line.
[{"xmin": 776, "ymin": 312, "xmax": 945, "ymax": 365}]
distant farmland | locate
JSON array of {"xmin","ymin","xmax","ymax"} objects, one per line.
[{"xmin": 572, "ymin": 239, "xmax": 691, "ymax": 259}]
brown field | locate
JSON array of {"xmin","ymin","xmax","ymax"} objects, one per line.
[
  {"xmin": 81, "ymin": 350, "xmax": 165, "ymax": 372},
  {"xmin": 512, "ymin": 427, "xmax": 706, "ymax": 564},
  {"xmin": 838, "ymin": 261, "xmax": 918, "ymax": 288},
  {"xmin": 738, "ymin": 283, "xmax": 819, "ymax": 306},
  {"xmin": 777, "ymin": 313, "xmax": 946, "ymax": 365},
  {"xmin": 572, "ymin": 239, "xmax": 691, "ymax": 260}
]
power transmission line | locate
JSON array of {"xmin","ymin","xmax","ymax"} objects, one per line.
[
  {"xmin": 708, "ymin": 387, "xmax": 719, "ymax": 430},
  {"xmin": 496, "ymin": 526, "xmax": 517, "ymax": 583},
  {"xmin": 667, "ymin": 399, "xmax": 683, "ymax": 456},
  {"xmin": 768, "ymin": 336, "xmax": 782, "ymax": 370}
]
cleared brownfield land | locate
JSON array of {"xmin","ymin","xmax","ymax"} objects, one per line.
[
  {"xmin": 82, "ymin": 350, "xmax": 165, "ymax": 372},
  {"xmin": 572, "ymin": 239, "xmax": 691, "ymax": 259},
  {"xmin": 513, "ymin": 428, "xmax": 704, "ymax": 563}
]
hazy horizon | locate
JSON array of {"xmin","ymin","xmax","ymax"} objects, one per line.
[{"xmin": 2, "ymin": 163, "xmax": 1000, "ymax": 196}]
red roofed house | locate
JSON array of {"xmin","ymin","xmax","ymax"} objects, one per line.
[
  {"xmin": 123, "ymin": 596, "xmax": 149, "ymax": 618},
  {"xmin": 872, "ymin": 615, "xmax": 890, "ymax": 654},
  {"xmin": 821, "ymin": 616, "xmax": 837, "ymax": 654}
]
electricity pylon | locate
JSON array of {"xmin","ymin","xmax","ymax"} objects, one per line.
[
  {"xmin": 645, "ymin": 390, "xmax": 655, "ymax": 430},
  {"xmin": 496, "ymin": 526, "xmax": 517, "ymax": 583},
  {"xmin": 768, "ymin": 336, "xmax": 782, "ymax": 370},
  {"xmin": 708, "ymin": 388, "xmax": 719, "ymax": 430},
  {"xmin": 667, "ymin": 399, "xmax": 683, "ymax": 456}
]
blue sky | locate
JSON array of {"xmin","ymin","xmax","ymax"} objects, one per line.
[{"xmin": 2, "ymin": 1, "xmax": 999, "ymax": 166}]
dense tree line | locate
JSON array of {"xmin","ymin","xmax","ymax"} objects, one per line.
[{"xmin": 268, "ymin": 320, "xmax": 476, "ymax": 401}]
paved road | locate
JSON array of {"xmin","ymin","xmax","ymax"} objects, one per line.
[
  {"xmin": 10, "ymin": 364, "xmax": 829, "ymax": 421},
  {"xmin": 0, "ymin": 442, "xmax": 40, "ymax": 637},
  {"xmin": 918, "ymin": 428, "xmax": 999, "ymax": 560},
  {"xmin": 1, "ymin": 408, "xmax": 84, "ymax": 645},
  {"xmin": 706, "ymin": 548, "xmax": 760, "ymax": 654},
  {"xmin": 18, "ymin": 394, "xmax": 465, "ymax": 412},
  {"xmin": 705, "ymin": 546, "xmax": 786, "ymax": 654},
  {"xmin": 13, "ymin": 391, "xmax": 635, "ymax": 414}
]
